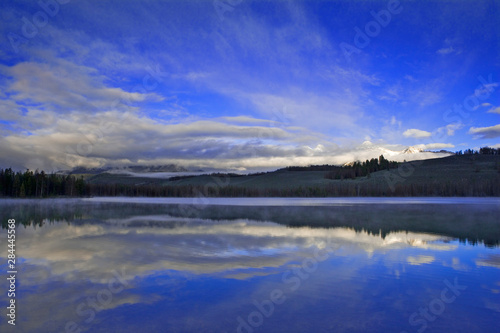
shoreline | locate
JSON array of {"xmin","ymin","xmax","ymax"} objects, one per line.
[{"xmin": 1, "ymin": 196, "xmax": 499, "ymax": 206}]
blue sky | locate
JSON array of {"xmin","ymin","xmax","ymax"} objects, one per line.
[{"xmin": 0, "ymin": 0, "xmax": 499, "ymax": 171}]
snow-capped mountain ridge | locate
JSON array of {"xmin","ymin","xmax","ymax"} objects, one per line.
[
  {"xmin": 402, "ymin": 146, "xmax": 424, "ymax": 154},
  {"xmin": 343, "ymin": 142, "xmax": 453, "ymax": 166}
]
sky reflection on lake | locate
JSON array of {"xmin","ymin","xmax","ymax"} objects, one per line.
[{"xmin": 0, "ymin": 198, "xmax": 499, "ymax": 332}]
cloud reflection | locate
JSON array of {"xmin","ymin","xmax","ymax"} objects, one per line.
[
  {"xmin": 13, "ymin": 215, "xmax": 456, "ymax": 282},
  {"xmin": 0, "ymin": 206, "xmax": 497, "ymax": 333}
]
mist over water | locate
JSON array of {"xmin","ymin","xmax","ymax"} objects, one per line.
[{"xmin": 1, "ymin": 198, "xmax": 499, "ymax": 332}]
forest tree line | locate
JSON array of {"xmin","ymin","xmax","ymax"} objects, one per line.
[
  {"xmin": 1, "ymin": 168, "xmax": 499, "ymax": 198},
  {"xmin": 0, "ymin": 168, "xmax": 86, "ymax": 197},
  {"xmin": 324, "ymin": 155, "xmax": 399, "ymax": 180},
  {"xmin": 456, "ymin": 147, "xmax": 500, "ymax": 155},
  {"xmin": 277, "ymin": 155, "xmax": 399, "ymax": 179},
  {"xmin": 83, "ymin": 176, "xmax": 499, "ymax": 197}
]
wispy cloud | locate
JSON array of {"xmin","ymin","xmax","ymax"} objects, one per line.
[
  {"xmin": 436, "ymin": 123, "xmax": 464, "ymax": 136},
  {"xmin": 437, "ymin": 46, "xmax": 456, "ymax": 55},
  {"xmin": 474, "ymin": 82, "xmax": 499, "ymax": 97},
  {"xmin": 0, "ymin": 0, "xmax": 498, "ymax": 170},
  {"xmin": 0, "ymin": 60, "xmax": 162, "ymax": 113},
  {"xmin": 436, "ymin": 38, "xmax": 462, "ymax": 55},
  {"xmin": 468, "ymin": 124, "xmax": 500, "ymax": 139},
  {"xmin": 487, "ymin": 106, "xmax": 500, "ymax": 114}
]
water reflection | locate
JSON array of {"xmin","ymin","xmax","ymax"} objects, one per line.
[
  {"xmin": 6, "ymin": 215, "xmax": 459, "ymax": 279},
  {"xmin": 2, "ymin": 198, "xmax": 500, "ymax": 246},
  {"xmin": 0, "ymin": 199, "xmax": 499, "ymax": 332}
]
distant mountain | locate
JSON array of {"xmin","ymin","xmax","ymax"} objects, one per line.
[
  {"xmin": 356, "ymin": 141, "xmax": 399, "ymax": 157},
  {"xmin": 342, "ymin": 161, "xmax": 356, "ymax": 167},
  {"xmin": 402, "ymin": 146, "xmax": 424, "ymax": 154},
  {"xmin": 119, "ymin": 165, "xmax": 188, "ymax": 173},
  {"xmin": 346, "ymin": 142, "xmax": 453, "ymax": 165},
  {"xmin": 67, "ymin": 164, "xmax": 189, "ymax": 175},
  {"xmin": 64, "ymin": 144, "xmax": 453, "ymax": 176},
  {"xmin": 84, "ymin": 154, "xmax": 500, "ymax": 198}
]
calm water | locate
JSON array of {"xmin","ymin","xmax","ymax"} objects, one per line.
[{"xmin": 1, "ymin": 198, "xmax": 499, "ymax": 333}]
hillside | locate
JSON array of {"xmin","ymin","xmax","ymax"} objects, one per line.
[{"xmin": 85, "ymin": 154, "xmax": 500, "ymax": 196}]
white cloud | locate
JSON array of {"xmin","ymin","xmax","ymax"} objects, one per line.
[
  {"xmin": 473, "ymin": 102, "xmax": 492, "ymax": 111},
  {"xmin": 487, "ymin": 106, "xmax": 500, "ymax": 114},
  {"xmin": 13, "ymin": 214, "xmax": 456, "ymax": 281},
  {"xmin": 476, "ymin": 254, "xmax": 500, "ymax": 269},
  {"xmin": 407, "ymin": 255, "xmax": 435, "ymax": 265},
  {"xmin": 0, "ymin": 106, "xmax": 458, "ymax": 171},
  {"xmin": 0, "ymin": 110, "xmax": 342, "ymax": 171},
  {"xmin": 219, "ymin": 116, "xmax": 275, "ymax": 126},
  {"xmin": 444, "ymin": 123, "xmax": 462, "ymax": 136},
  {"xmin": 403, "ymin": 128, "xmax": 432, "ymax": 138},
  {"xmin": 0, "ymin": 2, "xmax": 488, "ymax": 172},
  {"xmin": 0, "ymin": 60, "xmax": 163, "ymax": 114},
  {"xmin": 468, "ymin": 124, "xmax": 500, "ymax": 139},
  {"xmin": 414, "ymin": 143, "xmax": 455, "ymax": 150}
]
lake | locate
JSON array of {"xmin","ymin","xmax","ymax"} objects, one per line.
[{"xmin": 1, "ymin": 197, "xmax": 499, "ymax": 332}]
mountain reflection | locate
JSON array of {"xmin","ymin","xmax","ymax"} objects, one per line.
[
  {"xmin": 12, "ymin": 214, "xmax": 459, "ymax": 281},
  {"xmin": 2, "ymin": 198, "xmax": 499, "ymax": 247}
]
